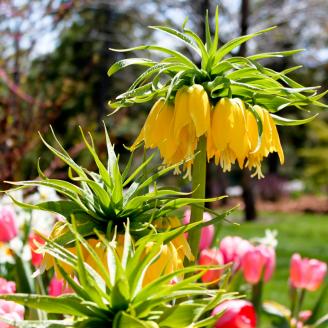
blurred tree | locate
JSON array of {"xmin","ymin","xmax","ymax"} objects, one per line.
[{"xmin": 0, "ymin": 0, "xmax": 77, "ymax": 185}]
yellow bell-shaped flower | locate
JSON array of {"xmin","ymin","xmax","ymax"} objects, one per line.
[
  {"xmin": 209, "ymin": 98, "xmax": 251, "ymax": 171},
  {"xmin": 142, "ymin": 216, "xmax": 194, "ymax": 286},
  {"xmin": 132, "ymin": 85, "xmax": 211, "ymax": 175},
  {"xmin": 245, "ymin": 105, "xmax": 284, "ymax": 178}
]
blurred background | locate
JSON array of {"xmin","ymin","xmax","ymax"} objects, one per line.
[{"xmin": 0, "ymin": 0, "xmax": 327, "ymax": 220}]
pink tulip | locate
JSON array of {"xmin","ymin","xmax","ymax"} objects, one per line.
[
  {"xmin": 0, "ymin": 207, "xmax": 18, "ymax": 243},
  {"xmin": 0, "ymin": 300, "xmax": 24, "ymax": 328},
  {"xmin": 242, "ymin": 245, "xmax": 275, "ymax": 284},
  {"xmin": 29, "ymin": 232, "xmax": 45, "ymax": 267},
  {"xmin": 219, "ymin": 236, "xmax": 252, "ymax": 271},
  {"xmin": 0, "ymin": 278, "xmax": 16, "ymax": 294},
  {"xmin": 212, "ymin": 300, "xmax": 256, "ymax": 328},
  {"xmin": 48, "ymin": 276, "xmax": 72, "ymax": 297},
  {"xmin": 199, "ymin": 248, "xmax": 223, "ymax": 283},
  {"xmin": 290, "ymin": 253, "xmax": 327, "ymax": 291},
  {"xmin": 183, "ymin": 209, "xmax": 214, "ymax": 250}
]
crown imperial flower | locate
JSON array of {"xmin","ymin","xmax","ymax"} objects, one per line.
[{"xmin": 109, "ymin": 8, "xmax": 325, "ymax": 178}]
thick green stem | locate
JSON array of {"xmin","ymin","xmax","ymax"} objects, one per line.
[
  {"xmin": 295, "ymin": 289, "xmax": 306, "ymax": 322},
  {"xmin": 252, "ymin": 281, "xmax": 263, "ymax": 328},
  {"xmin": 188, "ymin": 136, "xmax": 207, "ymax": 262}
]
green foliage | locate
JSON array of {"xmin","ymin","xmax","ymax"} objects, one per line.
[
  {"xmin": 299, "ymin": 118, "xmax": 328, "ymax": 189},
  {"xmin": 5, "ymin": 126, "xmax": 229, "ymax": 246},
  {"xmin": 0, "ymin": 223, "xmax": 234, "ymax": 327},
  {"xmin": 108, "ymin": 6, "xmax": 327, "ymax": 121}
]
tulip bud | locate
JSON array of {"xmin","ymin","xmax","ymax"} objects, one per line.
[
  {"xmin": 212, "ymin": 300, "xmax": 256, "ymax": 328},
  {"xmin": 0, "ymin": 206, "xmax": 18, "ymax": 243},
  {"xmin": 183, "ymin": 209, "xmax": 214, "ymax": 251},
  {"xmin": 290, "ymin": 253, "xmax": 327, "ymax": 291},
  {"xmin": 199, "ymin": 248, "xmax": 223, "ymax": 284},
  {"xmin": 219, "ymin": 236, "xmax": 252, "ymax": 271},
  {"xmin": 242, "ymin": 245, "xmax": 275, "ymax": 284}
]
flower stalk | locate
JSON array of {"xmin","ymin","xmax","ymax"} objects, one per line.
[
  {"xmin": 251, "ymin": 280, "xmax": 263, "ymax": 327},
  {"xmin": 188, "ymin": 136, "xmax": 207, "ymax": 261}
]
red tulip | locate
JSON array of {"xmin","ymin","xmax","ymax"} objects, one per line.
[
  {"xmin": 219, "ymin": 236, "xmax": 252, "ymax": 271},
  {"xmin": 212, "ymin": 300, "xmax": 256, "ymax": 328},
  {"xmin": 290, "ymin": 253, "xmax": 327, "ymax": 291},
  {"xmin": 199, "ymin": 248, "xmax": 223, "ymax": 283},
  {"xmin": 242, "ymin": 245, "xmax": 275, "ymax": 284},
  {"xmin": 183, "ymin": 209, "xmax": 214, "ymax": 250},
  {"xmin": 0, "ymin": 206, "xmax": 18, "ymax": 243},
  {"xmin": 29, "ymin": 232, "xmax": 45, "ymax": 267}
]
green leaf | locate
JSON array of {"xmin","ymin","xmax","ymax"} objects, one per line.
[
  {"xmin": 271, "ymin": 113, "xmax": 319, "ymax": 126},
  {"xmin": 109, "ymin": 45, "xmax": 197, "ymax": 69},
  {"xmin": 209, "ymin": 6, "xmax": 219, "ymax": 57},
  {"xmin": 0, "ymin": 294, "xmax": 97, "ymax": 317},
  {"xmin": 215, "ymin": 26, "xmax": 276, "ymax": 62},
  {"xmin": 107, "ymin": 58, "xmax": 156, "ymax": 77},
  {"xmin": 158, "ymin": 303, "xmax": 202, "ymax": 326},
  {"xmin": 306, "ymin": 283, "xmax": 328, "ymax": 324},
  {"xmin": 39, "ymin": 131, "xmax": 87, "ymax": 179},
  {"xmin": 113, "ymin": 311, "xmax": 158, "ymax": 328},
  {"xmin": 79, "ymin": 127, "xmax": 112, "ymax": 189},
  {"xmin": 184, "ymin": 28, "xmax": 208, "ymax": 69},
  {"xmin": 149, "ymin": 26, "xmax": 200, "ymax": 56},
  {"xmin": 0, "ymin": 318, "xmax": 73, "ymax": 328},
  {"xmin": 204, "ymin": 10, "xmax": 212, "ymax": 52},
  {"xmin": 247, "ymin": 49, "xmax": 304, "ymax": 60},
  {"xmin": 13, "ymin": 253, "xmax": 35, "ymax": 294}
]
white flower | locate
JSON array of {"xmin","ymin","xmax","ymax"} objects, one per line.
[{"xmin": 252, "ymin": 229, "xmax": 278, "ymax": 249}]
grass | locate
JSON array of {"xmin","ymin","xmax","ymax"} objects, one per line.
[{"xmin": 219, "ymin": 211, "xmax": 328, "ymax": 316}]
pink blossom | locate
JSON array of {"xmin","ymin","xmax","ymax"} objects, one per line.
[
  {"xmin": 0, "ymin": 207, "xmax": 18, "ymax": 243},
  {"xmin": 290, "ymin": 253, "xmax": 327, "ymax": 291},
  {"xmin": 242, "ymin": 245, "xmax": 275, "ymax": 284},
  {"xmin": 183, "ymin": 209, "xmax": 214, "ymax": 250},
  {"xmin": 0, "ymin": 300, "xmax": 24, "ymax": 328},
  {"xmin": 219, "ymin": 236, "xmax": 252, "ymax": 271},
  {"xmin": 199, "ymin": 248, "xmax": 223, "ymax": 283},
  {"xmin": 0, "ymin": 278, "xmax": 16, "ymax": 294},
  {"xmin": 48, "ymin": 276, "xmax": 72, "ymax": 297},
  {"xmin": 212, "ymin": 300, "xmax": 256, "ymax": 328}
]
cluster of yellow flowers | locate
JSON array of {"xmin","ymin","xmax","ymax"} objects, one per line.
[
  {"xmin": 43, "ymin": 217, "xmax": 193, "ymax": 286},
  {"xmin": 132, "ymin": 84, "xmax": 284, "ymax": 178}
]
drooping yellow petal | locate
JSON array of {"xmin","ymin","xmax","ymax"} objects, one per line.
[
  {"xmin": 211, "ymin": 98, "xmax": 234, "ymax": 151},
  {"xmin": 246, "ymin": 110, "xmax": 258, "ymax": 151},
  {"xmin": 245, "ymin": 105, "xmax": 285, "ymax": 178},
  {"xmin": 229, "ymin": 99, "xmax": 250, "ymax": 168},
  {"xmin": 154, "ymin": 216, "xmax": 194, "ymax": 262},
  {"xmin": 142, "ymin": 241, "xmax": 182, "ymax": 286},
  {"xmin": 188, "ymin": 84, "xmax": 211, "ymax": 137},
  {"xmin": 144, "ymin": 98, "xmax": 167, "ymax": 148},
  {"xmin": 268, "ymin": 114, "xmax": 284, "ymax": 164},
  {"xmin": 131, "ymin": 126, "xmax": 145, "ymax": 150},
  {"xmin": 173, "ymin": 87, "xmax": 192, "ymax": 139},
  {"xmin": 206, "ymin": 117, "xmax": 216, "ymax": 161}
]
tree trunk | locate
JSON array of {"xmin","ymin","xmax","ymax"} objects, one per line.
[{"xmin": 238, "ymin": 0, "xmax": 257, "ymax": 221}]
